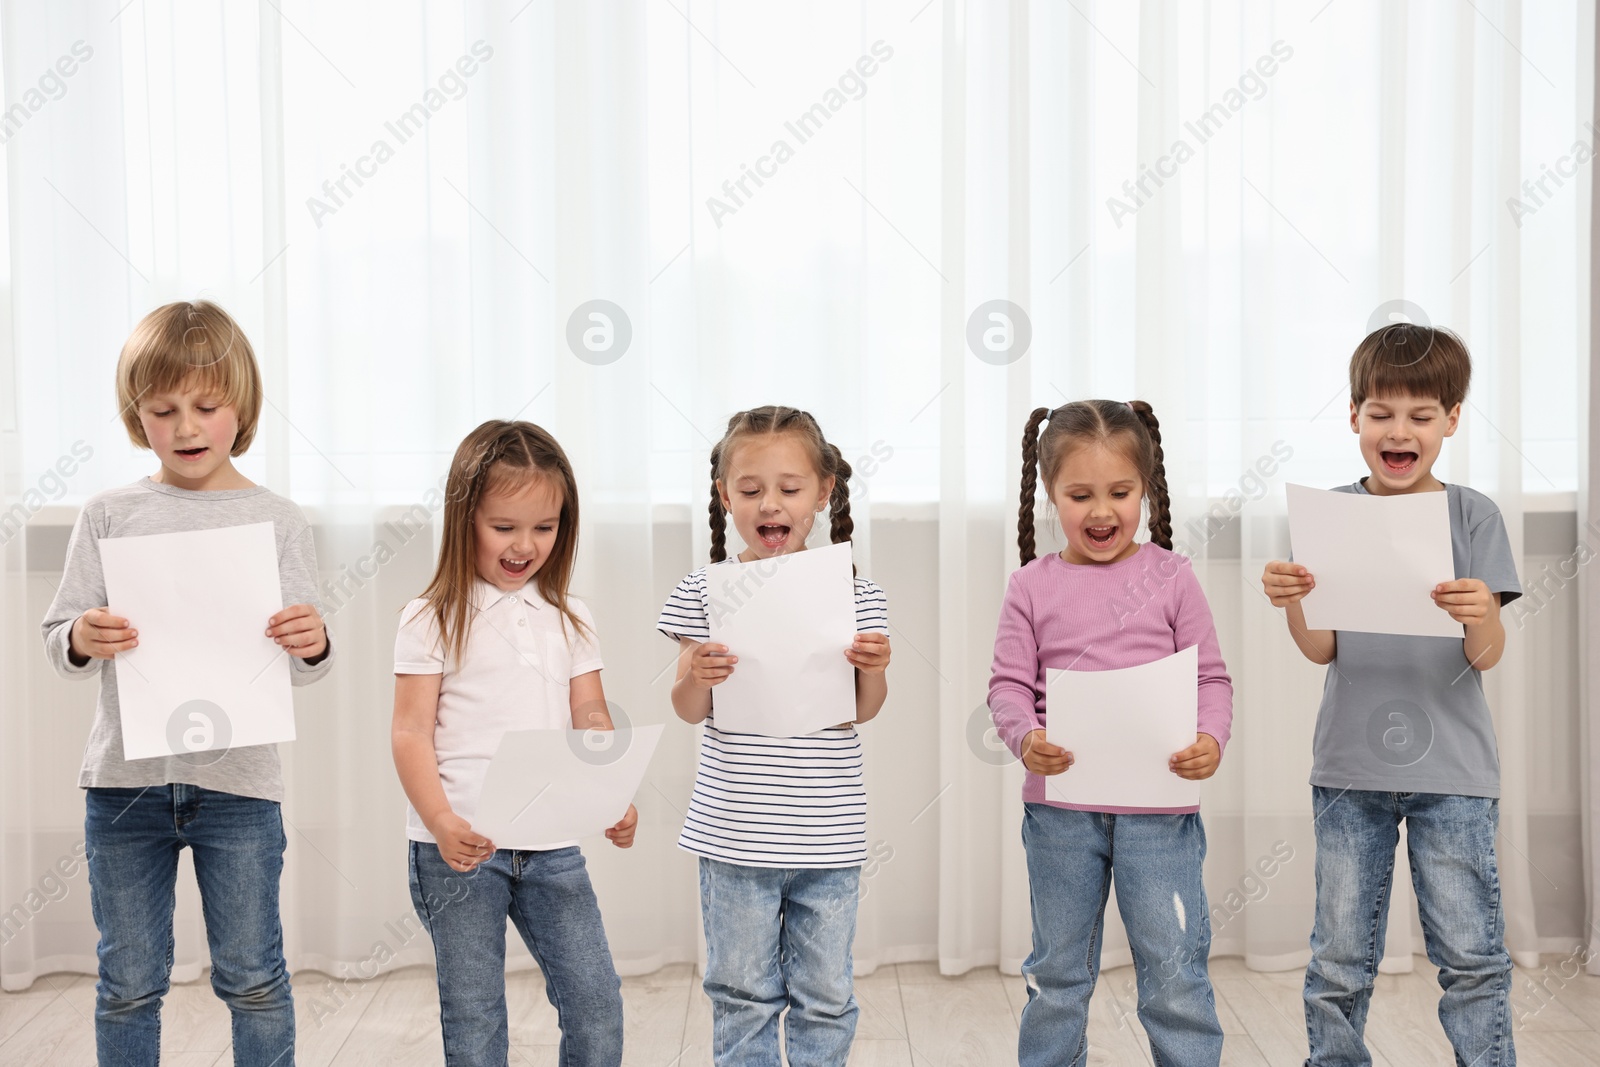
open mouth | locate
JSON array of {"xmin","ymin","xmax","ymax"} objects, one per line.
[
  {"xmin": 500, "ymin": 557, "xmax": 531, "ymax": 577},
  {"xmin": 756, "ymin": 524, "xmax": 790, "ymax": 549},
  {"xmin": 1085, "ymin": 524, "xmax": 1118, "ymax": 550},
  {"xmin": 1381, "ymin": 450, "xmax": 1418, "ymax": 476},
  {"xmin": 174, "ymin": 447, "xmax": 209, "ymax": 461}
]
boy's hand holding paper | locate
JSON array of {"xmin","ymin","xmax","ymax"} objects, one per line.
[
  {"xmin": 70, "ymin": 607, "xmax": 139, "ymax": 661},
  {"xmin": 99, "ymin": 521, "xmax": 295, "ymax": 759},
  {"xmin": 1285, "ymin": 483, "xmax": 1459, "ymax": 638},
  {"xmin": 1430, "ymin": 578, "xmax": 1495, "ymax": 627},
  {"xmin": 265, "ymin": 602, "xmax": 327, "ymax": 659}
]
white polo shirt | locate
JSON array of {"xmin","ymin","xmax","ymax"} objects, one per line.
[{"xmin": 394, "ymin": 578, "xmax": 603, "ymax": 848}]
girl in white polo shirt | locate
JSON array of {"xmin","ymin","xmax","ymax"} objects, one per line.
[
  {"xmin": 658, "ymin": 405, "xmax": 892, "ymax": 1067},
  {"xmin": 392, "ymin": 420, "xmax": 636, "ymax": 1067}
]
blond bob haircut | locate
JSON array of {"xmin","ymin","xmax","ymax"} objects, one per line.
[{"xmin": 116, "ymin": 300, "xmax": 263, "ymax": 456}]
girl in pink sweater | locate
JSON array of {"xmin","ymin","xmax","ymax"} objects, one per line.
[{"xmin": 988, "ymin": 399, "xmax": 1231, "ymax": 1067}]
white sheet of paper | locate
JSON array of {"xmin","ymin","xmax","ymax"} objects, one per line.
[
  {"xmin": 1045, "ymin": 645, "xmax": 1200, "ymax": 809},
  {"xmin": 99, "ymin": 522, "xmax": 294, "ymax": 760},
  {"xmin": 1285, "ymin": 483, "xmax": 1459, "ymax": 638},
  {"xmin": 473, "ymin": 724, "xmax": 664, "ymax": 849},
  {"xmin": 705, "ymin": 541, "xmax": 856, "ymax": 736}
]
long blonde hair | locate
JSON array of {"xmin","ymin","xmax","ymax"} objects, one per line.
[{"xmin": 419, "ymin": 420, "xmax": 590, "ymax": 663}]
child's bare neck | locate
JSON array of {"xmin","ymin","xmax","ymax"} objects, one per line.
[{"xmin": 1361, "ymin": 473, "xmax": 1444, "ymax": 496}]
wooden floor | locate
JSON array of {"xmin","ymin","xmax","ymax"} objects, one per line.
[{"xmin": 3, "ymin": 955, "xmax": 1597, "ymax": 1065}]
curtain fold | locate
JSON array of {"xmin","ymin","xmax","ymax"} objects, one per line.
[{"xmin": 1584, "ymin": 0, "xmax": 1600, "ymax": 980}]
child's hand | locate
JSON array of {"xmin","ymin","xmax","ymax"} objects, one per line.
[
  {"xmin": 70, "ymin": 608, "xmax": 137, "ymax": 660},
  {"xmin": 688, "ymin": 642, "xmax": 737, "ymax": 688},
  {"xmin": 430, "ymin": 812, "xmax": 494, "ymax": 872},
  {"xmin": 1021, "ymin": 729, "xmax": 1073, "ymax": 776},
  {"xmin": 1170, "ymin": 733, "xmax": 1221, "ymax": 780},
  {"xmin": 605, "ymin": 804, "xmax": 638, "ymax": 849},
  {"xmin": 844, "ymin": 633, "xmax": 891, "ymax": 673},
  {"xmin": 1262, "ymin": 561, "xmax": 1315, "ymax": 606},
  {"xmin": 267, "ymin": 603, "xmax": 327, "ymax": 659},
  {"xmin": 1432, "ymin": 579, "xmax": 1494, "ymax": 627}
]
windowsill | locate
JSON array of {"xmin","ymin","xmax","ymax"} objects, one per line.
[
  {"xmin": 1523, "ymin": 492, "xmax": 1579, "ymax": 513},
  {"xmin": 25, "ymin": 496, "xmax": 1582, "ymax": 528}
]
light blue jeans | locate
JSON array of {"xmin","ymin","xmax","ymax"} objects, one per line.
[
  {"xmin": 1304, "ymin": 787, "xmax": 1514, "ymax": 1067},
  {"xmin": 409, "ymin": 842, "xmax": 623, "ymax": 1067},
  {"xmin": 698, "ymin": 857, "xmax": 860, "ymax": 1066},
  {"xmin": 1018, "ymin": 803, "xmax": 1223, "ymax": 1067},
  {"xmin": 85, "ymin": 785, "xmax": 294, "ymax": 1067}
]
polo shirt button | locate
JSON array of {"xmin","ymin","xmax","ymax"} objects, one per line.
[
  {"xmin": 508, "ymin": 595, "xmax": 518, "ymax": 603},
  {"xmin": 517, "ymin": 618, "xmax": 526, "ymax": 627}
]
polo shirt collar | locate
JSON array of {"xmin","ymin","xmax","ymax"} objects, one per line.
[{"xmin": 471, "ymin": 577, "xmax": 544, "ymax": 612}]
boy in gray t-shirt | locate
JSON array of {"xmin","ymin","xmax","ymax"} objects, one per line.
[
  {"xmin": 39, "ymin": 300, "xmax": 331, "ymax": 1065},
  {"xmin": 1262, "ymin": 323, "xmax": 1520, "ymax": 1067}
]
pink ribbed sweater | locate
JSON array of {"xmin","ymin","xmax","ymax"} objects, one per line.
[{"xmin": 987, "ymin": 542, "xmax": 1233, "ymax": 813}]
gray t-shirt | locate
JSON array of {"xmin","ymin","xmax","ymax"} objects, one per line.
[
  {"xmin": 1310, "ymin": 481, "xmax": 1521, "ymax": 798},
  {"xmin": 40, "ymin": 477, "xmax": 333, "ymax": 802}
]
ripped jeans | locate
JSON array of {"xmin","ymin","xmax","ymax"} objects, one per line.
[
  {"xmin": 1017, "ymin": 804, "xmax": 1222, "ymax": 1067},
  {"xmin": 1303, "ymin": 787, "xmax": 1514, "ymax": 1067}
]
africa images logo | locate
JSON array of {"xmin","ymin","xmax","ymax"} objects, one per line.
[{"xmin": 1366, "ymin": 699, "xmax": 1433, "ymax": 769}]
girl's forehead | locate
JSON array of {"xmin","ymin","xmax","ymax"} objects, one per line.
[
  {"xmin": 1056, "ymin": 440, "xmax": 1140, "ymax": 481},
  {"xmin": 726, "ymin": 434, "xmax": 819, "ymax": 479},
  {"xmin": 479, "ymin": 470, "xmax": 563, "ymax": 512}
]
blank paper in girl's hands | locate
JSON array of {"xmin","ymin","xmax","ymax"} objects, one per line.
[
  {"xmin": 99, "ymin": 522, "xmax": 294, "ymax": 760},
  {"xmin": 1045, "ymin": 645, "xmax": 1200, "ymax": 809},
  {"xmin": 1285, "ymin": 483, "xmax": 1458, "ymax": 638},
  {"xmin": 473, "ymin": 724, "xmax": 664, "ymax": 849},
  {"xmin": 705, "ymin": 541, "xmax": 856, "ymax": 736}
]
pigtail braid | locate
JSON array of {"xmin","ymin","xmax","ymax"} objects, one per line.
[
  {"xmin": 708, "ymin": 442, "xmax": 729, "ymax": 563},
  {"xmin": 1019, "ymin": 407, "xmax": 1051, "ymax": 565},
  {"xmin": 824, "ymin": 443, "xmax": 859, "ymax": 577},
  {"xmin": 1128, "ymin": 400, "xmax": 1172, "ymax": 550},
  {"xmin": 826, "ymin": 443, "xmax": 854, "ymax": 545}
]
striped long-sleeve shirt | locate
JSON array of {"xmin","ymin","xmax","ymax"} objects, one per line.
[{"xmin": 657, "ymin": 560, "xmax": 889, "ymax": 868}]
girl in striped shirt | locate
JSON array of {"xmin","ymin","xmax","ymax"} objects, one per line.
[{"xmin": 657, "ymin": 405, "xmax": 891, "ymax": 1067}]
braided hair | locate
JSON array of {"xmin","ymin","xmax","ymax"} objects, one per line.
[
  {"xmin": 1017, "ymin": 399, "xmax": 1172, "ymax": 565},
  {"xmin": 708, "ymin": 406, "xmax": 854, "ymax": 571}
]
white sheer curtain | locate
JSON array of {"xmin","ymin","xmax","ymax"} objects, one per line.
[
  {"xmin": 1, "ymin": 0, "xmax": 1592, "ymax": 994},
  {"xmin": 1584, "ymin": 0, "xmax": 1600, "ymax": 981}
]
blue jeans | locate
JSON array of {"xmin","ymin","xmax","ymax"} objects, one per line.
[
  {"xmin": 408, "ymin": 842, "xmax": 622, "ymax": 1067},
  {"xmin": 698, "ymin": 857, "xmax": 860, "ymax": 1066},
  {"xmin": 85, "ymin": 785, "xmax": 294, "ymax": 1067},
  {"xmin": 1304, "ymin": 787, "xmax": 1514, "ymax": 1067},
  {"xmin": 1018, "ymin": 803, "xmax": 1223, "ymax": 1067}
]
